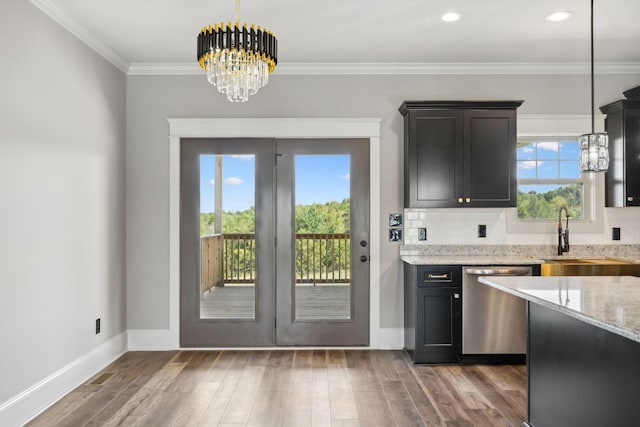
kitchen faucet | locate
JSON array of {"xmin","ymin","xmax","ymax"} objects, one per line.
[{"xmin": 557, "ymin": 205, "xmax": 570, "ymax": 255}]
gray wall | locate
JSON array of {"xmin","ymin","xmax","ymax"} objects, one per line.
[
  {"xmin": 126, "ymin": 72, "xmax": 640, "ymax": 331},
  {"xmin": 0, "ymin": 0, "xmax": 126, "ymax": 404}
]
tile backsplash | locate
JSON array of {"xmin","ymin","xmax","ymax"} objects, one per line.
[{"xmin": 403, "ymin": 207, "xmax": 640, "ymax": 246}]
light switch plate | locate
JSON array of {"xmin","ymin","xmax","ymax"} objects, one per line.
[{"xmin": 478, "ymin": 224, "xmax": 487, "ymax": 238}]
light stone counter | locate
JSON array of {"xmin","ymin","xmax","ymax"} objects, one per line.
[
  {"xmin": 479, "ymin": 275, "xmax": 640, "ymax": 343},
  {"xmin": 400, "ymin": 255, "xmax": 543, "ymax": 265}
]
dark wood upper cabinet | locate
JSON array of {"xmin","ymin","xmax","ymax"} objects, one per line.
[
  {"xmin": 600, "ymin": 99, "xmax": 640, "ymax": 207},
  {"xmin": 400, "ymin": 101, "xmax": 523, "ymax": 208}
]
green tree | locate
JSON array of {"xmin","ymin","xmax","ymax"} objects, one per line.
[{"xmin": 517, "ymin": 185, "xmax": 582, "ymax": 220}]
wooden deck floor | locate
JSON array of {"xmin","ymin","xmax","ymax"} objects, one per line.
[
  {"xmin": 201, "ymin": 285, "xmax": 350, "ymax": 320},
  {"xmin": 27, "ymin": 350, "xmax": 526, "ymax": 427}
]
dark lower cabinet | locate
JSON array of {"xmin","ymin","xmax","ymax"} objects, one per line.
[{"xmin": 404, "ymin": 264, "xmax": 462, "ymax": 363}]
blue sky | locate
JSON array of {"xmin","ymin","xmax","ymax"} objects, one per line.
[
  {"xmin": 200, "ymin": 154, "xmax": 350, "ymax": 213},
  {"xmin": 517, "ymin": 140, "xmax": 580, "ymax": 192}
]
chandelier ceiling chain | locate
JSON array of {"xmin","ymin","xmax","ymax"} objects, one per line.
[
  {"xmin": 579, "ymin": 0, "xmax": 609, "ymax": 173},
  {"xmin": 197, "ymin": 0, "xmax": 278, "ymax": 102}
]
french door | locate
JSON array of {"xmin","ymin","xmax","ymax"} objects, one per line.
[{"xmin": 180, "ymin": 138, "xmax": 370, "ymax": 347}]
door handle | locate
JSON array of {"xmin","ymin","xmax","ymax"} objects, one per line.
[{"xmin": 360, "ymin": 255, "xmax": 369, "ymax": 262}]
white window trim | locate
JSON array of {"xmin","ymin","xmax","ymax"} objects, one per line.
[{"xmin": 507, "ymin": 114, "xmax": 605, "ymax": 234}]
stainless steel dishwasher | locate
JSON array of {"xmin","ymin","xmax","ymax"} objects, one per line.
[{"xmin": 462, "ymin": 266, "xmax": 533, "ymax": 355}]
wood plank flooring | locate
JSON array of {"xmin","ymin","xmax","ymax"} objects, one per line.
[{"xmin": 28, "ymin": 350, "xmax": 526, "ymax": 427}]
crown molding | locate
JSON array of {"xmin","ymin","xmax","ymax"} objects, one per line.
[
  {"xmin": 28, "ymin": 0, "xmax": 129, "ymax": 72},
  {"xmin": 127, "ymin": 62, "xmax": 640, "ymax": 76},
  {"xmin": 26, "ymin": 0, "xmax": 640, "ymax": 77}
]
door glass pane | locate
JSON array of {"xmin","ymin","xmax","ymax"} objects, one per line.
[
  {"xmin": 199, "ymin": 154, "xmax": 256, "ymax": 319},
  {"xmin": 294, "ymin": 155, "xmax": 351, "ymax": 320}
]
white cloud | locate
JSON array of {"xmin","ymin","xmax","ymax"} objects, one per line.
[
  {"xmin": 537, "ymin": 142, "xmax": 559, "ymax": 152},
  {"xmin": 230, "ymin": 155, "xmax": 254, "ymax": 160},
  {"xmin": 518, "ymin": 161, "xmax": 539, "ymax": 170},
  {"xmin": 341, "ymin": 173, "xmax": 350, "ymax": 181},
  {"xmin": 224, "ymin": 177, "xmax": 243, "ymax": 185},
  {"xmin": 522, "ymin": 146, "xmax": 534, "ymax": 153},
  {"xmin": 208, "ymin": 179, "xmax": 215, "ymax": 186}
]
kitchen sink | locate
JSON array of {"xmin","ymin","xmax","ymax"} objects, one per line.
[
  {"xmin": 542, "ymin": 258, "xmax": 632, "ymax": 265},
  {"xmin": 540, "ymin": 258, "xmax": 640, "ymax": 276}
]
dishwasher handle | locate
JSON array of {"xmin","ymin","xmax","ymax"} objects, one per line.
[{"xmin": 465, "ymin": 267, "xmax": 532, "ymax": 276}]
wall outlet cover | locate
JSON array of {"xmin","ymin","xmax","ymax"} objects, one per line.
[
  {"xmin": 612, "ymin": 227, "xmax": 621, "ymax": 241},
  {"xmin": 95, "ymin": 318, "xmax": 101, "ymax": 334},
  {"xmin": 478, "ymin": 224, "xmax": 487, "ymax": 238},
  {"xmin": 418, "ymin": 228, "xmax": 427, "ymax": 241}
]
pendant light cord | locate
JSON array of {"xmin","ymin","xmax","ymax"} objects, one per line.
[
  {"xmin": 590, "ymin": 0, "xmax": 595, "ymax": 134},
  {"xmin": 236, "ymin": 0, "xmax": 240, "ymax": 23}
]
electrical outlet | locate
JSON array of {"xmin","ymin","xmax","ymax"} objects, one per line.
[
  {"xmin": 418, "ymin": 228, "xmax": 427, "ymax": 241},
  {"xmin": 95, "ymin": 318, "xmax": 101, "ymax": 334},
  {"xmin": 478, "ymin": 224, "xmax": 487, "ymax": 238},
  {"xmin": 612, "ymin": 227, "xmax": 621, "ymax": 241}
]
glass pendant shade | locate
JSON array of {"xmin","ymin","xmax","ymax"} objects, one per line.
[{"xmin": 579, "ymin": 132, "xmax": 609, "ymax": 172}]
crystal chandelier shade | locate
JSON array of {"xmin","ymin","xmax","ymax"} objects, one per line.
[
  {"xmin": 579, "ymin": 132, "xmax": 609, "ymax": 172},
  {"xmin": 197, "ymin": 1, "xmax": 277, "ymax": 102},
  {"xmin": 580, "ymin": 0, "xmax": 608, "ymax": 172}
]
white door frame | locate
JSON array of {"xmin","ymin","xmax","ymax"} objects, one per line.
[{"xmin": 165, "ymin": 118, "xmax": 382, "ymax": 349}]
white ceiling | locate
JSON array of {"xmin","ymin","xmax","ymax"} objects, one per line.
[{"xmin": 31, "ymin": 0, "xmax": 640, "ymax": 73}]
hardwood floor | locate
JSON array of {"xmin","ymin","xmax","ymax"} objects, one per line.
[{"xmin": 27, "ymin": 350, "xmax": 526, "ymax": 427}]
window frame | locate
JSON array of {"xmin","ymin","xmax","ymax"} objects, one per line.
[
  {"xmin": 506, "ymin": 115, "xmax": 605, "ymax": 235},
  {"xmin": 517, "ymin": 137, "xmax": 590, "ymax": 221}
]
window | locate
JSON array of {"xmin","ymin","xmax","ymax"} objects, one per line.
[
  {"xmin": 516, "ymin": 138, "xmax": 586, "ymax": 220},
  {"xmin": 507, "ymin": 115, "xmax": 604, "ymax": 235}
]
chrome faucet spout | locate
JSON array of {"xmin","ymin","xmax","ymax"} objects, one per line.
[{"xmin": 557, "ymin": 206, "xmax": 570, "ymax": 255}]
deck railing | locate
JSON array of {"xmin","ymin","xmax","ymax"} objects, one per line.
[
  {"xmin": 295, "ymin": 233, "xmax": 350, "ymax": 284},
  {"xmin": 202, "ymin": 233, "xmax": 351, "ymax": 286}
]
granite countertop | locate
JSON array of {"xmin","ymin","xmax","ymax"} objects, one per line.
[
  {"xmin": 478, "ymin": 275, "xmax": 640, "ymax": 343},
  {"xmin": 400, "ymin": 255, "xmax": 544, "ymax": 265},
  {"xmin": 399, "ymin": 245, "xmax": 640, "ymax": 265},
  {"xmin": 400, "ymin": 253, "xmax": 640, "ymax": 265}
]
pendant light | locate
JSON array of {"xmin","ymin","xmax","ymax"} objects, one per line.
[
  {"xmin": 197, "ymin": 0, "xmax": 278, "ymax": 102},
  {"xmin": 579, "ymin": 0, "xmax": 608, "ymax": 172}
]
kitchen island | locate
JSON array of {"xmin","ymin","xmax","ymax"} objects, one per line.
[{"xmin": 479, "ymin": 275, "xmax": 640, "ymax": 427}]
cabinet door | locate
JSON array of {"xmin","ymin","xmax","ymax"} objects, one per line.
[
  {"xmin": 415, "ymin": 287, "xmax": 462, "ymax": 363},
  {"xmin": 406, "ymin": 110, "xmax": 464, "ymax": 207},
  {"xmin": 464, "ymin": 109, "xmax": 517, "ymax": 207},
  {"xmin": 624, "ymin": 109, "xmax": 640, "ymax": 205}
]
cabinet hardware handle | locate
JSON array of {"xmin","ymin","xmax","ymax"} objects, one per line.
[
  {"xmin": 428, "ymin": 273, "xmax": 449, "ymax": 279},
  {"xmin": 628, "ymin": 196, "xmax": 635, "ymax": 202},
  {"xmin": 454, "ymin": 293, "xmax": 460, "ymax": 299},
  {"xmin": 465, "ymin": 198, "xmax": 471, "ymax": 203},
  {"xmin": 457, "ymin": 197, "xmax": 463, "ymax": 203}
]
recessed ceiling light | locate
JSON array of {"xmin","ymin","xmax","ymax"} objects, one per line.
[
  {"xmin": 545, "ymin": 11, "xmax": 572, "ymax": 22},
  {"xmin": 441, "ymin": 12, "xmax": 461, "ymax": 22}
]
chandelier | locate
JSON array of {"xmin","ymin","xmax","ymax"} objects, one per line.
[
  {"xmin": 579, "ymin": 0, "xmax": 608, "ymax": 172},
  {"xmin": 197, "ymin": 0, "xmax": 278, "ymax": 102}
]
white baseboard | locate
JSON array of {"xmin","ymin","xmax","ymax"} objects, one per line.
[
  {"xmin": 127, "ymin": 329, "xmax": 177, "ymax": 350},
  {"xmin": 376, "ymin": 327, "xmax": 405, "ymax": 349},
  {"xmin": 0, "ymin": 332, "xmax": 127, "ymax": 427}
]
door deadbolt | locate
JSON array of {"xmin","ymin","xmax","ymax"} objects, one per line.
[
  {"xmin": 360, "ymin": 255, "xmax": 369, "ymax": 262},
  {"xmin": 360, "ymin": 240, "xmax": 368, "ymax": 247}
]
